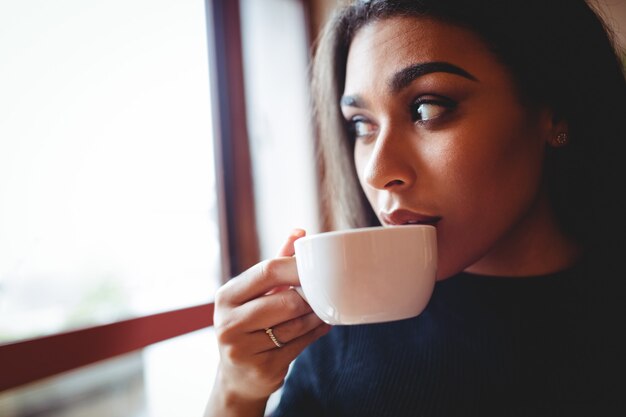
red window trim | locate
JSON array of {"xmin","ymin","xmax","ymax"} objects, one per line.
[{"xmin": 0, "ymin": 303, "xmax": 214, "ymax": 392}]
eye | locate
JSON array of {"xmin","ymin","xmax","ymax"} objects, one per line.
[
  {"xmin": 348, "ymin": 116, "xmax": 378, "ymax": 140},
  {"xmin": 410, "ymin": 96, "xmax": 457, "ymax": 124}
]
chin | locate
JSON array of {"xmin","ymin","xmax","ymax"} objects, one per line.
[{"xmin": 434, "ymin": 252, "xmax": 482, "ymax": 281}]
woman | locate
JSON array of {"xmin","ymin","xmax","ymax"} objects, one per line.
[{"xmin": 206, "ymin": 0, "xmax": 626, "ymax": 415}]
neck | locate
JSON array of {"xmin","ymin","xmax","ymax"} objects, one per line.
[{"xmin": 465, "ymin": 192, "xmax": 582, "ymax": 278}]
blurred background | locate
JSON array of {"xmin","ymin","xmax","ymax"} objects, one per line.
[{"xmin": 0, "ymin": 0, "xmax": 624, "ymax": 416}]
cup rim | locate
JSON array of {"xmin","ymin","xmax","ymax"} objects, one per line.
[{"xmin": 295, "ymin": 224, "xmax": 436, "ymax": 243}]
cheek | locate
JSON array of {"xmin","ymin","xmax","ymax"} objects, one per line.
[
  {"xmin": 354, "ymin": 146, "xmax": 380, "ymax": 211},
  {"xmin": 353, "ymin": 144, "xmax": 365, "ymax": 186},
  {"xmin": 431, "ymin": 107, "xmax": 546, "ymax": 266},
  {"xmin": 354, "ymin": 142, "xmax": 371, "ymax": 178},
  {"xmin": 353, "ymin": 144, "xmax": 366, "ymax": 182},
  {"xmin": 445, "ymin": 103, "xmax": 545, "ymax": 203}
]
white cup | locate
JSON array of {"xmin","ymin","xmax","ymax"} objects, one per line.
[{"xmin": 294, "ymin": 225, "xmax": 437, "ymax": 325}]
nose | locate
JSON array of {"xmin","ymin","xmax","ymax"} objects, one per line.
[{"xmin": 360, "ymin": 125, "xmax": 416, "ymax": 191}]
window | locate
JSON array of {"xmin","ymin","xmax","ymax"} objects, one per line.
[
  {"xmin": 0, "ymin": 0, "xmax": 219, "ymax": 342},
  {"xmin": 1, "ymin": 0, "xmax": 223, "ymax": 415}
]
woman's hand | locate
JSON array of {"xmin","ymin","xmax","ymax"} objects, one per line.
[{"xmin": 206, "ymin": 229, "xmax": 331, "ymax": 417}]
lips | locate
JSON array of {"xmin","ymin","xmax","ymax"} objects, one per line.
[{"xmin": 381, "ymin": 209, "xmax": 441, "ymax": 226}]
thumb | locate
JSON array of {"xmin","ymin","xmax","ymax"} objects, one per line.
[{"xmin": 276, "ymin": 228, "xmax": 306, "ymax": 257}]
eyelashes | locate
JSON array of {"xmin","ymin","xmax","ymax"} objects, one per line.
[
  {"xmin": 410, "ymin": 95, "xmax": 457, "ymax": 124},
  {"xmin": 348, "ymin": 116, "xmax": 378, "ymax": 141},
  {"xmin": 345, "ymin": 94, "xmax": 458, "ymax": 141}
]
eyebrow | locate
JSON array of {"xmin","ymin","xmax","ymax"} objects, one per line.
[
  {"xmin": 390, "ymin": 61, "xmax": 477, "ymax": 92},
  {"xmin": 340, "ymin": 61, "xmax": 477, "ymax": 108},
  {"xmin": 340, "ymin": 95, "xmax": 362, "ymax": 107}
]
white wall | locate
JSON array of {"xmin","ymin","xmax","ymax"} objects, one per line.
[{"xmin": 240, "ymin": 0, "xmax": 321, "ymax": 259}]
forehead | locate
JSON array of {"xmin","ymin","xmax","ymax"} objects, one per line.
[{"xmin": 344, "ymin": 16, "xmax": 495, "ymax": 94}]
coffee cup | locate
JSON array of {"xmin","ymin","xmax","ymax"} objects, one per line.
[{"xmin": 293, "ymin": 225, "xmax": 437, "ymax": 325}]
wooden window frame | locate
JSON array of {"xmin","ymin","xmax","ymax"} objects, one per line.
[{"xmin": 0, "ymin": 0, "xmax": 258, "ymax": 393}]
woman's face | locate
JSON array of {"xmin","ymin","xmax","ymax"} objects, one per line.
[{"xmin": 342, "ymin": 17, "xmax": 566, "ymax": 279}]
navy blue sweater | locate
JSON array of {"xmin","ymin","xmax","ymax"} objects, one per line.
[{"xmin": 273, "ymin": 265, "xmax": 625, "ymax": 416}]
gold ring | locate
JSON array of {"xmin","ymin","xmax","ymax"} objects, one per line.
[{"xmin": 264, "ymin": 327, "xmax": 283, "ymax": 348}]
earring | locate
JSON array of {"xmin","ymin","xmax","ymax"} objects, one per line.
[{"xmin": 554, "ymin": 132, "xmax": 569, "ymax": 147}]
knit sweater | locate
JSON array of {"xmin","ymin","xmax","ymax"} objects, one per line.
[{"xmin": 272, "ymin": 264, "xmax": 625, "ymax": 416}]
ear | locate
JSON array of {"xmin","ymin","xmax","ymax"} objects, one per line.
[
  {"xmin": 546, "ymin": 110, "xmax": 569, "ymax": 148},
  {"xmin": 537, "ymin": 107, "xmax": 569, "ymax": 148}
]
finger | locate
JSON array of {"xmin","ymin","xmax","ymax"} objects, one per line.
[
  {"xmin": 219, "ymin": 257, "xmax": 300, "ymax": 305},
  {"xmin": 256, "ymin": 312, "xmax": 326, "ymax": 353},
  {"xmin": 217, "ymin": 230, "xmax": 306, "ymax": 305},
  {"xmin": 276, "ymin": 228, "xmax": 306, "ymax": 257},
  {"xmin": 233, "ymin": 288, "xmax": 313, "ymax": 332},
  {"xmin": 271, "ymin": 322, "xmax": 332, "ymax": 362},
  {"xmin": 267, "ymin": 229, "xmax": 307, "ymax": 295}
]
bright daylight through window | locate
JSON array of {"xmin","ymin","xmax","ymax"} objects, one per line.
[{"xmin": 0, "ymin": 0, "xmax": 220, "ymax": 343}]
